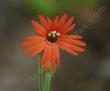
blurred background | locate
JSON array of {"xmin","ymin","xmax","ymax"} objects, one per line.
[{"xmin": 0, "ymin": 0, "xmax": 110, "ymax": 91}]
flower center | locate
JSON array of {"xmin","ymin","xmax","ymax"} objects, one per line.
[{"xmin": 47, "ymin": 31, "xmax": 60, "ymax": 43}]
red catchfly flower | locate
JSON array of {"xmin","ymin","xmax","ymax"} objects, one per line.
[{"xmin": 21, "ymin": 14, "xmax": 86, "ymax": 72}]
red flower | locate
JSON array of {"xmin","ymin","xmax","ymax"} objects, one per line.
[{"xmin": 21, "ymin": 14, "xmax": 86, "ymax": 72}]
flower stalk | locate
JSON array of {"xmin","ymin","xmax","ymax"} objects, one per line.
[
  {"xmin": 38, "ymin": 61, "xmax": 56, "ymax": 91},
  {"xmin": 38, "ymin": 61, "xmax": 43, "ymax": 91},
  {"xmin": 45, "ymin": 67, "xmax": 51, "ymax": 91}
]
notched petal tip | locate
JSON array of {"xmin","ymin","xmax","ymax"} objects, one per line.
[
  {"xmin": 68, "ymin": 16, "xmax": 74, "ymax": 23},
  {"xmin": 63, "ymin": 13, "xmax": 68, "ymax": 16},
  {"xmin": 20, "ymin": 42, "xmax": 28, "ymax": 47},
  {"xmin": 74, "ymin": 40, "xmax": 87, "ymax": 46},
  {"xmin": 59, "ymin": 13, "xmax": 68, "ymax": 25},
  {"xmin": 20, "ymin": 43, "xmax": 25, "ymax": 47},
  {"xmin": 61, "ymin": 13, "xmax": 68, "ymax": 18},
  {"xmin": 32, "ymin": 19, "xmax": 38, "ymax": 27},
  {"xmin": 81, "ymin": 42, "xmax": 87, "ymax": 46},
  {"xmin": 74, "ymin": 53, "xmax": 78, "ymax": 56},
  {"xmin": 32, "ymin": 19, "xmax": 35, "ymax": 24},
  {"xmin": 47, "ymin": 16, "xmax": 52, "ymax": 21}
]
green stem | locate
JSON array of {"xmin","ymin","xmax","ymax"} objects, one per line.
[
  {"xmin": 45, "ymin": 68, "xmax": 51, "ymax": 91},
  {"xmin": 51, "ymin": 66, "xmax": 56, "ymax": 78},
  {"xmin": 45, "ymin": 66, "xmax": 57, "ymax": 91},
  {"xmin": 38, "ymin": 61, "xmax": 43, "ymax": 91}
]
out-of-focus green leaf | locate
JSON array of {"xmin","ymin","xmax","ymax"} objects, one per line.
[
  {"xmin": 24, "ymin": 0, "xmax": 56, "ymax": 15},
  {"xmin": 63, "ymin": 0, "xmax": 97, "ymax": 7}
]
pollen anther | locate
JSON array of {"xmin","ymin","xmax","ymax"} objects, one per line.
[
  {"xmin": 47, "ymin": 31, "xmax": 60, "ymax": 42},
  {"xmin": 48, "ymin": 31, "xmax": 60, "ymax": 37}
]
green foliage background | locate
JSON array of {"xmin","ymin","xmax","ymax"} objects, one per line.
[{"xmin": 24, "ymin": 0, "xmax": 97, "ymax": 15}]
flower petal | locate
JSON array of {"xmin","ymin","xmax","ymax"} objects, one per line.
[
  {"xmin": 32, "ymin": 19, "xmax": 46, "ymax": 36},
  {"xmin": 52, "ymin": 16, "xmax": 59, "ymax": 28},
  {"xmin": 41, "ymin": 44, "xmax": 52, "ymax": 71},
  {"xmin": 70, "ymin": 45, "xmax": 85, "ymax": 52},
  {"xmin": 47, "ymin": 16, "xmax": 52, "ymax": 28},
  {"xmin": 51, "ymin": 43, "xmax": 60, "ymax": 67},
  {"xmin": 57, "ymin": 41, "xmax": 78, "ymax": 56},
  {"xmin": 47, "ymin": 43, "xmax": 60, "ymax": 72},
  {"xmin": 64, "ymin": 23, "xmax": 76, "ymax": 34},
  {"xmin": 59, "ymin": 14, "xmax": 68, "ymax": 26},
  {"xmin": 38, "ymin": 15, "xmax": 50, "ymax": 30},
  {"xmin": 54, "ymin": 44, "xmax": 60, "ymax": 67},
  {"xmin": 30, "ymin": 42, "xmax": 46, "ymax": 57},
  {"xmin": 61, "ymin": 35, "xmax": 83, "ymax": 39},
  {"xmin": 21, "ymin": 36, "xmax": 45, "ymax": 47},
  {"xmin": 62, "ymin": 16, "xmax": 74, "ymax": 31},
  {"xmin": 50, "ymin": 63, "xmax": 54, "ymax": 72},
  {"xmin": 59, "ymin": 35, "xmax": 86, "ymax": 46},
  {"xmin": 51, "ymin": 46, "xmax": 56, "ymax": 64},
  {"xmin": 23, "ymin": 41, "xmax": 46, "ymax": 55},
  {"xmin": 26, "ymin": 35, "xmax": 45, "ymax": 40}
]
